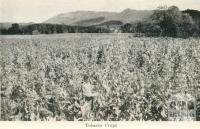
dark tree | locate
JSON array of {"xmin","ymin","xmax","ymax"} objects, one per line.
[
  {"xmin": 7, "ymin": 23, "xmax": 22, "ymax": 34},
  {"xmin": 121, "ymin": 23, "xmax": 132, "ymax": 33}
]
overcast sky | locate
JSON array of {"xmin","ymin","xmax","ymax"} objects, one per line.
[{"xmin": 0, "ymin": 0, "xmax": 200, "ymax": 23}]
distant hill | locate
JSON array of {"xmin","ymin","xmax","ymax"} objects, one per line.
[
  {"xmin": 44, "ymin": 11, "xmax": 116, "ymax": 26},
  {"xmin": 74, "ymin": 17, "xmax": 106, "ymax": 26},
  {"xmin": 97, "ymin": 20, "xmax": 123, "ymax": 26},
  {"xmin": 44, "ymin": 8, "xmax": 153, "ymax": 26}
]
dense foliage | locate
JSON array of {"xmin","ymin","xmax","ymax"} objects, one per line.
[
  {"xmin": 0, "ymin": 34, "xmax": 200, "ymax": 121},
  {"xmin": 130, "ymin": 6, "xmax": 200, "ymax": 37},
  {"xmin": 0, "ymin": 23, "xmax": 110, "ymax": 35}
]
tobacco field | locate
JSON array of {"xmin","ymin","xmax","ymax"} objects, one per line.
[{"xmin": 0, "ymin": 34, "xmax": 200, "ymax": 121}]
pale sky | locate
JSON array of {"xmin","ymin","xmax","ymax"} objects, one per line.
[{"xmin": 0, "ymin": 0, "xmax": 200, "ymax": 23}]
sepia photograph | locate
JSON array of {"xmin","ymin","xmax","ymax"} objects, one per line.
[{"xmin": 0, "ymin": 0, "xmax": 200, "ymax": 128}]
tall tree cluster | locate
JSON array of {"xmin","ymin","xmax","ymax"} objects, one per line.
[
  {"xmin": 151, "ymin": 6, "xmax": 195, "ymax": 37},
  {"xmin": 133, "ymin": 6, "xmax": 199, "ymax": 37}
]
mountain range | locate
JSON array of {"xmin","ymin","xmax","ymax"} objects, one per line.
[
  {"xmin": 1, "ymin": 8, "xmax": 200, "ymax": 29},
  {"xmin": 44, "ymin": 8, "xmax": 153, "ymax": 26}
]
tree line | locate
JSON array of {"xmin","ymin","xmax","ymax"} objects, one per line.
[
  {"xmin": 1, "ymin": 6, "xmax": 200, "ymax": 37},
  {"xmin": 0, "ymin": 23, "xmax": 110, "ymax": 35}
]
